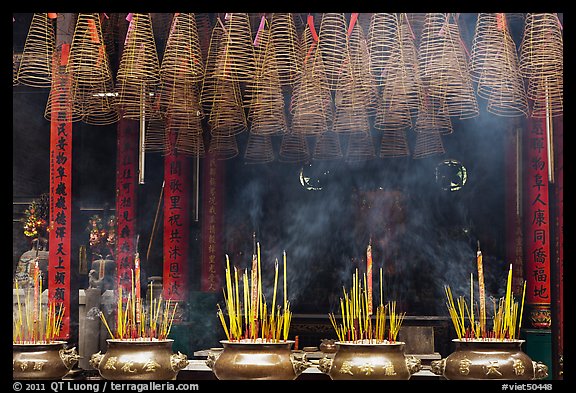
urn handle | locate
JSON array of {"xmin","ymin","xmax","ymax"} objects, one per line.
[
  {"xmin": 430, "ymin": 358, "xmax": 446, "ymax": 376},
  {"xmin": 290, "ymin": 352, "xmax": 311, "ymax": 376},
  {"xmin": 170, "ymin": 351, "xmax": 189, "ymax": 372},
  {"xmin": 89, "ymin": 351, "xmax": 104, "ymax": 370},
  {"xmin": 59, "ymin": 346, "xmax": 80, "ymax": 370},
  {"xmin": 533, "ymin": 361, "xmax": 549, "ymax": 380},
  {"xmin": 317, "ymin": 356, "xmax": 333, "ymax": 374},
  {"xmin": 405, "ymin": 355, "xmax": 422, "ymax": 375}
]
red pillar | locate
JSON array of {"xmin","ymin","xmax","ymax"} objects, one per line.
[{"xmin": 552, "ymin": 115, "xmax": 563, "ymax": 377}]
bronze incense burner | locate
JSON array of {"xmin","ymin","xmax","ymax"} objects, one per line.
[{"xmin": 13, "ymin": 341, "xmax": 79, "ymax": 380}]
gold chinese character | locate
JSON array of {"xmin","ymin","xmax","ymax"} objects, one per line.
[
  {"xmin": 33, "ymin": 361, "xmax": 46, "ymax": 371},
  {"xmin": 103, "ymin": 356, "xmax": 118, "ymax": 370},
  {"xmin": 142, "ymin": 359, "xmax": 161, "ymax": 372},
  {"xmin": 459, "ymin": 358, "xmax": 472, "ymax": 375},
  {"xmin": 19, "ymin": 361, "xmax": 29, "ymax": 371},
  {"xmin": 512, "ymin": 359, "xmax": 526, "ymax": 376},
  {"xmin": 339, "ymin": 360, "xmax": 354, "ymax": 375},
  {"xmin": 484, "ymin": 360, "xmax": 503, "ymax": 376},
  {"xmin": 121, "ymin": 361, "xmax": 137, "ymax": 373},
  {"xmin": 359, "ymin": 362, "xmax": 374, "ymax": 375},
  {"xmin": 383, "ymin": 360, "xmax": 397, "ymax": 376}
]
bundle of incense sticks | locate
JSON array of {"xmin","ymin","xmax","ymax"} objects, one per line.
[
  {"xmin": 328, "ymin": 268, "xmax": 406, "ymax": 343},
  {"xmin": 445, "ymin": 263, "xmax": 526, "ymax": 340},
  {"xmin": 217, "ymin": 243, "xmax": 291, "ymax": 342},
  {"xmin": 13, "ymin": 264, "xmax": 65, "ymax": 343},
  {"xmin": 99, "ymin": 269, "xmax": 178, "ymax": 340}
]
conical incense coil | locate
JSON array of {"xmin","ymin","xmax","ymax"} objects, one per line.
[
  {"xmin": 160, "ymin": 13, "xmax": 205, "ymax": 84},
  {"xmin": 145, "ymin": 117, "xmax": 170, "ymax": 154},
  {"xmin": 200, "ymin": 23, "xmax": 225, "ymax": 115},
  {"xmin": 345, "ymin": 131, "xmax": 376, "ymax": 163},
  {"xmin": 398, "ymin": 13, "xmax": 425, "ymax": 116},
  {"xmin": 313, "ymin": 130, "xmax": 343, "ymax": 161},
  {"xmin": 412, "ymin": 128, "xmax": 445, "ymax": 159},
  {"xmin": 115, "ymin": 13, "xmax": 161, "ymax": 120},
  {"xmin": 173, "ymin": 127, "xmax": 206, "ymax": 157},
  {"xmin": 379, "ymin": 128, "xmax": 410, "ymax": 158},
  {"xmin": 528, "ymin": 76, "xmax": 563, "ymax": 118},
  {"xmin": 208, "ymin": 134, "xmax": 239, "ymax": 160},
  {"xmin": 317, "ymin": 13, "xmax": 352, "ymax": 91},
  {"xmin": 348, "ymin": 18, "xmax": 379, "ymax": 117},
  {"xmin": 213, "ymin": 13, "xmax": 256, "ymax": 83},
  {"xmin": 208, "ymin": 78, "xmax": 247, "ymax": 137},
  {"xmin": 519, "ymin": 13, "xmax": 563, "ymax": 79},
  {"xmin": 17, "ymin": 13, "xmax": 56, "ymax": 88},
  {"xmin": 79, "ymin": 78, "xmax": 120, "ymax": 125},
  {"xmin": 44, "ymin": 49, "xmax": 84, "ymax": 123},
  {"xmin": 413, "ymin": 96, "xmax": 453, "ymax": 135},
  {"xmin": 470, "ymin": 13, "xmax": 528, "ymax": 117},
  {"xmin": 157, "ymin": 75, "xmax": 204, "ymax": 122},
  {"xmin": 418, "ymin": 13, "xmax": 478, "ymax": 120},
  {"xmin": 244, "ymin": 133, "xmax": 276, "ymax": 163},
  {"xmin": 279, "ymin": 132, "xmax": 310, "ymax": 163},
  {"xmin": 367, "ymin": 13, "xmax": 401, "ymax": 87},
  {"xmin": 270, "ymin": 13, "xmax": 303, "ymax": 86}
]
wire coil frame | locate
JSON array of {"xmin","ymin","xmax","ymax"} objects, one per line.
[
  {"xmin": 317, "ymin": 13, "xmax": 351, "ymax": 91},
  {"xmin": 367, "ymin": 13, "xmax": 402, "ymax": 87},
  {"xmin": 519, "ymin": 13, "xmax": 563, "ymax": 118},
  {"xmin": 470, "ymin": 13, "xmax": 528, "ymax": 117},
  {"xmin": 115, "ymin": 13, "xmax": 162, "ymax": 121},
  {"xmin": 17, "ymin": 13, "xmax": 56, "ymax": 88},
  {"xmin": 67, "ymin": 13, "xmax": 119, "ymax": 125}
]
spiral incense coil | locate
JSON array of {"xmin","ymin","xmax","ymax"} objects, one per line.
[
  {"xmin": 332, "ymin": 61, "xmax": 371, "ymax": 135},
  {"xmin": 418, "ymin": 13, "xmax": 478, "ymax": 120},
  {"xmin": 345, "ymin": 131, "xmax": 376, "ymax": 163},
  {"xmin": 317, "ymin": 13, "xmax": 352, "ymax": 91},
  {"xmin": 412, "ymin": 128, "xmax": 445, "ymax": 159},
  {"xmin": 270, "ymin": 13, "xmax": 303, "ymax": 86},
  {"xmin": 367, "ymin": 13, "xmax": 401, "ymax": 87},
  {"xmin": 17, "ymin": 13, "xmax": 56, "ymax": 88},
  {"xmin": 414, "ymin": 96, "xmax": 454, "ymax": 135},
  {"xmin": 44, "ymin": 48, "xmax": 84, "ymax": 123},
  {"xmin": 279, "ymin": 131, "xmax": 310, "ymax": 163},
  {"xmin": 145, "ymin": 117, "xmax": 170, "ymax": 154},
  {"xmin": 347, "ymin": 19, "xmax": 379, "ymax": 116},
  {"xmin": 173, "ymin": 127, "xmax": 205, "ymax": 157},
  {"xmin": 398, "ymin": 13, "xmax": 426, "ymax": 116},
  {"xmin": 208, "ymin": 134, "xmax": 239, "ymax": 160},
  {"xmin": 379, "ymin": 128, "xmax": 410, "ymax": 158},
  {"xmin": 520, "ymin": 13, "xmax": 563, "ymax": 118},
  {"xmin": 244, "ymin": 133, "xmax": 276, "ymax": 163},
  {"xmin": 208, "ymin": 77, "xmax": 247, "ymax": 137},
  {"xmin": 200, "ymin": 23, "xmax": 225, "ymax": 114},
  {"xmin": 213, "ymin": 13, "xmax": 256, "ymax": 83},
  {"xmin": 67, "ymin": 13, "xmax": 119, "ymax": 125},
  {"xmin": 115, "ymin": 13, "xmax": 161, "ymax": 120},
  {"xmin": 162, "ymin": 82, "xmax": 205, "ymax": 137},
  {"xmin": 312, "ymin": 130, "xmax": 343, "ymax": 161},
  {"xmin": 160, "ymin": 13, "xmax": 205, "ymax": 84},
  {"xmin": 470, "ymin": 13, "xmax": 528, "ymax": 117}
]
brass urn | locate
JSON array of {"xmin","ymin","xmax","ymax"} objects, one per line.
[
  {"xmin": 318, "ymin": 341, "xmax": 421, "ymax": 380},
  {"xmin": 430, "ymin": 339, "xmax": 549, "ymax": 380},
  {"xmin": 13, "ymin": 341, "xmax": 79, "ymax": 380},
  {"xmin": 206, "ymin": 340, "xmax": 310, "ymax": 380},
  {"xmin": 90, "ymin": 339, "xmax": 189, "ymax": 380}
]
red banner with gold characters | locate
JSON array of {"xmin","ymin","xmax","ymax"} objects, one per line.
[
  {"xmin": 524, "ymin": 116, "xmax": 551, "ymax": 328},
  {"xmin": 115, "ymin": 119, "xmax": 139, "ymax": 297},
  {"xmin": 162, "ymin": 151, "xmax": 190, "ymax": 303},
  {"xmin": 48, "ymin": 44, "xmax": 72, "ymax": 339},
  {"xmin": 201, "ymin": 152, "xmax": 224, "ymax": 292}
]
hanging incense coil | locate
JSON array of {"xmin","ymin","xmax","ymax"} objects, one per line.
[
  {"xmin": 398, "ymin": 13, "xmax": 426, "ymax": 117},
  {"xmin": 317, "ymin": 13, "xmax": 351, "ymax": 91},
  {"xmin": 208, "ymin": 77, "xmax": 247, "ymax": 137},
  {"xmin": 213, "ymin": 13, "xmax": 256, "ymax": 83},
  {"xmin": 244, "ymin": 133, "xmax": 276, "ymax": 163},
  {"xmin": 200, "ymin": 23, "xmax": 225, "ymax": 115},
  {"xmin": 418, "ymin": 13, "xmax": 479, "ymax": 120},
  {"xmin": 413, "ymin": 95, "xmax": 453, "ymax": 135},
  {"xmin": 470, "ymin": 13, "xmax": 528, "ymax": 117},
  {"xmin": 160, "ymin": 81, "xmax": 205, "ymax": 138},
  {"xmin": 520, "ymin": 13, "xmax": 563, "ymax": 118},
  {"xmin": 67, "ymin": 13, "xmax": 119, "ymax": 125},
  {"xmin": 348, "ymin": 17, "xmax": 379, "ymax": 117},
  {"xmin": 115, "ymin": 13, "xmax": 162, "ymax": 120},
  {"xmin": 312, "ymin": 130, "xmax": 343, "ymax": 160},
  {"xmin": 208, "ymin": 134, "xmax": 239, "ymax": 160},
  {"xmin": 17, "ymin": 13, "xmax": 56, "ymax": 88},
  {"xmin": 44, "ymin": 47, "xmax": 84, "ymax": 123},
  {"xmin": 379, "ymin": 128, "xmax": 410, "ymax": 158},
  {"xmin": 412, "ymin": 128, "xmax": 445, "ymax": 159},
  {"xmin": 160, "ymin": 13, "xmax": 205, "ymax": 84},
  {"xmin": 345, "ymin": 131, "xmax": 376, "ymax": 163},
  {"xmin": 279, "ymin": 131, "xmax": 310, "ymax": 163},
  {"xmin": 367, "ymin": 13, "xmax": 401, "ymax": 87},
  {"xmin": 145, "ymin": 117, "xmax": 170, "ymax": 154},
  {"xmin": 270, "ymin": 13, "xmax": 303, "ymax": 86}
]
